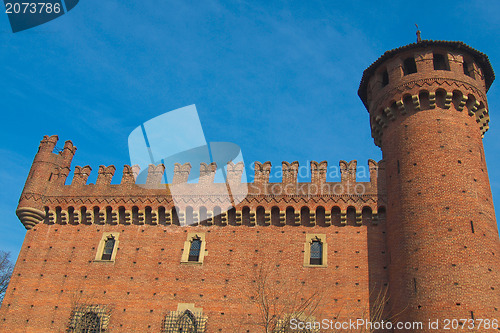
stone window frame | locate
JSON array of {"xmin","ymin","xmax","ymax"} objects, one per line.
[
  {"xmin": 181, "ymin": 232, "xmax": 207, "ymax": 265},
  {"xmin": 94, "ymin": 232, "xmax": 120, "ymax": 262},
  {"xmin": 303, "ymin": 234, "xmax": 327, "ymax": 268}
]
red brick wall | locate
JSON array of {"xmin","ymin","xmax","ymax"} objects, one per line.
[{"xmin": 0, "ymin": 221, "xmax": 388, "ymax": 332}]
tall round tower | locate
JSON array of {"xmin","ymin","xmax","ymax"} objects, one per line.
[{"xmin": 359, "ymin": 40, "xmax": 500, "ymax": 329}]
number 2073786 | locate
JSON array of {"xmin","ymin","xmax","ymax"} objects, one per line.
[{"xmin": 5, "ymin": 2, "xmax": 62, "ymax": 14}]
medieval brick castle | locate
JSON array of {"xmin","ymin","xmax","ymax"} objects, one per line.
[{"xmin": 0, "ymin": 38, "xmax": 499, "ymax": 332}]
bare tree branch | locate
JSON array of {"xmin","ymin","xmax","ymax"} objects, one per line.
[{"xmin": 0, "ymin": 251, "xmax": 14, "ymax": 304}]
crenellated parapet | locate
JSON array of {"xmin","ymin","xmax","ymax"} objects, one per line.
[
  {"xmin": 58, "ymin": 159, "xmax": 382, "ymax": 191},
  {"xmin": 17, "ymin": 136, "xmax": 385, "ymax": 229},
  {"xmin": 16, "ymin": 136, "xmax": 386, "ymax": 229},
  {"xmin": 358, "ymin": 40, "xmax": 495, "ymax": 147}
]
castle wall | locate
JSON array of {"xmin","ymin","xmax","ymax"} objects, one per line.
[
  {"xmin": 0, "ymin": 135, "xmax": 389, "ymax": 332},
  {"xmin": 0, "ymin": 221, "xmax": 388, "ymax": 332}
]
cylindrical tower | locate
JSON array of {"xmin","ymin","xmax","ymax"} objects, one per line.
[
  {"xmin": 359, "ymin": 40, "xmax": 500, "ymax": 330},
  {"xmin": 16, "ymin": 135, "xmax": 76, "ymax": 229}
]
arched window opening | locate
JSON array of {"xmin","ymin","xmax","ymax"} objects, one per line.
[
  {"xmin": 185, "ymin": 206, "xmax": 194, "ymax": 225},
  {"xmin": 80, "ymin": 207, "xmax": 89, "ymax": 224},
  {"xmin": 67, "ymin": 206, "xmax": 75, "ymax": 224},
  {"xmin": 435, "ymin": 89, "xmax": 447, "ymax": 109},
  {"xmin": 242, "ymin": 206, "xmax": 251, "ymax": 225},
  {"xmin": 118, "ymin": 206, "xmax": 126, "ymax": 224},
  {"xmin": 300, "ymin": 206, "xmax": 310, "ymax": 226},
  {"xmin": 463, "ymin": 60, "xmax": 471, "ymax": 77},
  {"xmin": 362, "ymin": 206, "xmax": 373, "ymax": 225},
  {"xmin": 188, "ymin": 238, "xmax": 202, "ymax": 262},
  {"xmin": 143, "ymin": 206, "xmax": 152, "ymax": 224},
  {"xmin": 403, "ymin": 57, "xmax": 417, "ymax": 75},
  {"xmin": 256, "ymin": 206, "xmax": 266, "ymax": 226},
  {"xmin": 271, "ymin": 206, "xmax": 281, "ymax": 226},
  {"xmin": 43, "ymin": 206, "xmax": 52, "ymax": 224},
  {"xmin": 106, "ymin": 206, "xmax": 114, "ymax": 224},
  {"xmin": 316, "ymin": 206, "xmax": 326, "ymax": 226},
  {"xmin": 465, "ymin": 94, "xmax": 477, "ymax": 114},
  {"xmin": 419, "ymin": 90, "xmax": 430, "ymax": 110},
  {"xmin": 331, "ymin": 206, "xmax": 341, "ymax": 225},
  {"xmin": 286, "ymin": 206, "xmax": 295, "ymax": 225},
  {"xmin": 403, "ymin": 94, "xmax": 415, "ymax": 113},
  {"xmin": 55, "ymin": 206, "xmax": 63, "ymax": 224},
  {"xmin": 347, "ymin": 206, "xmax": 356, "ymax": 225},
  {"xmin": 433, "ymin": 53, "xmax": 449, "ymax": 71},
  {"xmin": 213, "ymin": 206, "xmax": 222, "ymax": 225},
  {"xmin": 158, "ymin": 206, "xmax": 166, "ymax": 225},
  {"xmin": 199, "ymin": 206, "xmax": 209, "ymax": 225},
  {"xmin": 452, "ymin": 90, "xmax": 464, "ymax": 111},
  {"xmin": 131, "ymin": 206, "xmax": 140, "ymax": 224},
  {"xmin": 77, "ymin": 311, "xmax": 101, "ymax": 333},
  {"xmin": 310, "ymin": 238, "xmax": 323, "ymax": 265},
  {"xmin": 101, "ymin": 236, "xmax": 115, "ymax": 261},
  {"xmin": 93, "ymin": 206, "xmax": 102, "ymax": 224},
  {"xmin": 227, "ymin": 207, "xmax": 236, "ymax": 225},
  {"xmin": 382, "ymin": 69, "xmax": 389, "ymax": 87},
  {"xmin": 172, "ymin": 207, "xmax": 180, "ymax": 225}
]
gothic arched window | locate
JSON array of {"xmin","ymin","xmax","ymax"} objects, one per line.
[{"xmin": 176, "ymin": 310, "xmax": 197, "ymax": 332}]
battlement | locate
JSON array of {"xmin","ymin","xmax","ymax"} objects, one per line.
[
  {"xmin": 16, "ymin": 135, "xmax": 386, "ymax": 229},
  {"xmin": 358, "ymin": 40, "xmax": 494, "ymax": 146},
  {"xmin": 26, "ymin": 135, "xmax": 384, "ymax": 188},
  {"xmin": 66, "ymin": 159, "xmax": 380, "ymax": 187}
]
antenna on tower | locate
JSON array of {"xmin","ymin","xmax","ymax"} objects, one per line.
[{"xmin": 415, "ymin": 24, "xmax": 422, "ymax": 42}]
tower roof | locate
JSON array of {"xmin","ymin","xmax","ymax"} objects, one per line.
[{"xmin": 358, "ymin": 40, "xmax": 496, "ymax": 108}]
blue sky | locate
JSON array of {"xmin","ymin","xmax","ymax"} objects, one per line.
[{"xmin": 1, "ymin": 0, "xmax": 499, "ymax": 260}]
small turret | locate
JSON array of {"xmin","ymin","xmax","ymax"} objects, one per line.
[{"xmin": 17, "ymin": 135, "xmax": 77, "ymax": 229}]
